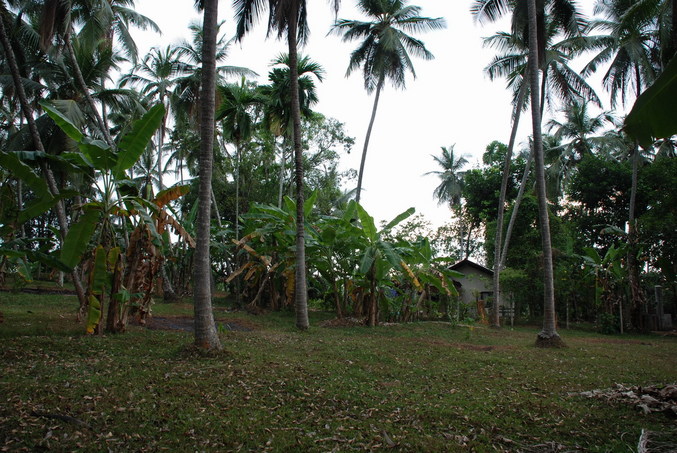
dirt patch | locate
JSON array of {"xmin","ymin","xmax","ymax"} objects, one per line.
[
  {"xmin": 421, "ymin": 338, "xmax": 509, "ymax": 352},
  {"xmin": 584, "ymin": 338, "xmax": 655, "ymax": 345},
  {"xmin": 0, "ymin": 287, "xmax": 77, "ymax": 295},
  {"xmin": 319, "ymin": 317, "xmax": 366, "ymax": 328},
  {"xmin": 139, "ymin": 316, "xmax": 256, "ymax": 332}
]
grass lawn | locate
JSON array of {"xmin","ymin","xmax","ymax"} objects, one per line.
[{"xmin": 1, "ymin": 292, "xmax": 676, "ymax": 452}]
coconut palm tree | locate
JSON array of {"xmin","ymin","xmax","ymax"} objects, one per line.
[
  {"xmin": 472, "ymin": 0, "xmax": 585, "ymax": 62},
  {"xmin": 547, "ymin": 99, "xmax": 617, "ymax": 160},
  {"xmin": 331, "ymin": 0, "xmax": 445, "ymax": 204},
  {"xmin": 425, "ymin": 145, "xmax": 470, "ymax": 258},
  {"xmin": 581, "ymin": 0, "xmax": 663, "ymax": 324},
  {"xmin": 193, "ymin": 0, "xmax": 221, "ymax": 350},
  {"xmin": 427, "ymin": 145, "xmax": 468, "ymax": 208},
  {"xmin": 173, "ymin": 21, "xmax": 256, "ymax": 128},
  {"xmin": 545, "ymin": 100, "xmax": 618, "ymax": 199},
  {"xmin": 234, "ymin": 0, "xmax": 341, "ymax": 330},
  {"xmin": 120, "ymin": 45, "xmax": 186, "ymax": 191},
  {"xmin": 478, "ymin": 4, "xmax": 590, "ymax": 328},
  {"xmin": 526, "ymin": 0, "xmax": 563, "ymax": 347},
  {"xmin": 0, "ymin": 2, "xmax": 89, "ymax": 310},
  {"xmin": 76, "ymin": 0, "xmax": 160, "ymax": 65},
  {"xmin": 258, "ymin": 53, "xmax": 324, "ymax": 207},
  {"xmin": 217, "ymin": 78, "xmax": 264, "ymax": 238}
]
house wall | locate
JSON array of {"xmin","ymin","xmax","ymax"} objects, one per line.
[{"xmin": 454, "ymin": 264, "xmax": 493, "ymax": 307}]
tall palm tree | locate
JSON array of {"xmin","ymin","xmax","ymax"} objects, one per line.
[
  {"xmin": 76, "ymin": 0, "xmax": 160, "ymax": 65},
  {"xmin": 582, "ymin": 0, "xmax": 661, "ymax": 324},
  {"xmin": 472, "ymin": 0, "xmax": 585, "ymax": 65},
  {"xmin": 0, "ymin": 2, "xmax": 89, "ymax": 310},
  {"xmin": 478, "ymin": 3, "xmax": 591, "ymax": 328},
  {"xmin": 545, "ymin": 99, "xmax": 618, "ymax": 199},
  {"xmin": 331, "ymin": 0, "xmax": 445, "ymax": 204},
  {"xmin": 547, "ymin": 99, "xmax": 617, "ymax": 160},
  {"xmin": 427, "ymin": 145, "xmax": 468, "ymax": 208},
  {"xmin": 217, "ymin": 78, "xmax": 263, "ymax": 238},
  {"xmin": 526, "ymin": 0, "xmax": 563, "ymax": 347},
  {"xmin": 37, "ymin": 0, "xmax": 114, "ymax": 146},
  {"xmin": 173, "ymin": 21, "xmax": 256, "ymax": 128},
  {"xmin": 193, "ymin": 0, "xmax": 221, "ymax": 350},
  {"xmin": 120, "ymin": 45, "xmax": 186, "ymax": 191},
  {"xmin": 425, "ymin": 145, "xmax": 469, "ymax": 258},
  {"xmin": 234, "ymin": 0, "xmax": 341, "ymax": 331},
  {"xmin": 216, "ymin": 78, "xmax": 262, "ymax": 307},
  {"xmin": 258, "ymin": 53, "xmax": 324, "ymax": 207}
]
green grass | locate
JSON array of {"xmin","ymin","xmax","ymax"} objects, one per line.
[{"xmin": 1, "ymin": 293, "xmax": 676, "ymax": 452}]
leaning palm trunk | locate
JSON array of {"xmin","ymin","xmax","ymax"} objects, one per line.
[
  {"xmin": 491, "ymin": 76, "xmax": 528, "ymax": 328},
  {"xmin": 288, "ymin": 4, "xmax": 309, "ymax": 331},
  {"xmin": 627, "ymin": 70, "xmax": 646, "ymax": 330},
  {"xmin": 65, "ymin": 35, "xmax": 114, "ymax": 147},
  {"xmin": 527, "ymin": 0, "xmax": 563, "ymax": 347},
  {"xmin": 235, "ymin": 139, "xmax": 242, "ymax": 307},
  {"xmin": 501, "ymin": 150, "xmax": 533, "ymax": 268},
  {"xmin": 627, "ymin": 142, "xmax": 645, "ymax": 329},
  {"xmin": 0, "ymin": 16, "xmax": 88, "ymax": 313},
  {"xmin": 277, "ymin": 138, "xmax": 286, "ymax": 208},
  {"xmin": 193, "ymin": 0, "xmax": 222, "ymax": 350},
  {"xmin": 355, "ymin": 76, "xmax": 384, "ymax": 204}
]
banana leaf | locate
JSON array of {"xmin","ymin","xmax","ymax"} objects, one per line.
[{"xmin": 625, "ymin": 56, "xmax": 677, "ymax": 148}]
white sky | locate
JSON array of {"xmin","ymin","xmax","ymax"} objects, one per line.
[{"xmin": 129, "ymin": 0, "xmax": 601, "ymax": 228}]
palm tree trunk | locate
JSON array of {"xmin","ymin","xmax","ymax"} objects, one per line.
[
  {"xmin": 491, "ymin": 77, "xmax": 529, "ymax": 328},
  {"xmin": 235, "ymin": 139, "xmax": 242, "ymax": 307},
  {"xmin": 64, "ymin": 35, "xmax": 113, "ymax": 147},
  {"xmin": 157, "ymin": 125, "xmax": 164, "ymax": 192},
  {"xmin": 210, "ymin": 188, "xmax": 222, "ymax": 228},
  {"xmin": 0, "ymin": 14, "xmax": 88, "ymax": 313},
  {"xmin": 355, "ymin": 76, "xmax": 384, "ymax": 204},
  {"xmin": 527, "ymin": 0, "xmax": 563, "ymax": 347},
  {"xmin": 627, "ymin": 141, "xmax": 644, "ymax": 328},
  {"xmin": 288, "ymin": 3, "xmax": 309, "ymax": 331},
  {"xmin": 627, "ymin": 69, "xmax": 646, "ymax": 330},
  {"xmin": 193, "ymin": 0, "xmax": 222, "ymax": 350},
  {"xmin": 277, "ymin": 138, "xmax": 286, "ymax": 208},
  {"xmin": 500, "ymin": 150, "xmax": 533, "ymax": 269}
]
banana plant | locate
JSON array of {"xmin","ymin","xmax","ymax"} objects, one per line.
[
  {"xmin": 581, "ymin": 244, "xmax": 627, "ymax": 315},
  {"xmin": 352, "ymin": 202, "xmax": 417, "ymax": 326},
  {"xmin": 230, "ymin": 192, "xmax": 318, "ymax": 310},
  {"xmin": 398, "ymin": 237, "xmax": 461, "ymax": 322},
  {"xmin": 42, "ymin": 101, "xmax": 172, "ymax": 333}
]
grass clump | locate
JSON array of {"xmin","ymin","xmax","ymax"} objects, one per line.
[{"xmin": 1, "ymin": 293, "xmax": 676, "ymax": 451}]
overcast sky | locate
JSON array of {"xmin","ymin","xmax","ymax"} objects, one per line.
[{"xmin": 130, "ymin": 0, "xmax": 601, "ymax": 228}]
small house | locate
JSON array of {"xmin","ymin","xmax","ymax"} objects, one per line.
[{"xmin": 450, "ymin": 259, "xmax": 494, "ymax": 318}]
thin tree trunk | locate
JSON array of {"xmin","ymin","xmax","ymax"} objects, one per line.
[
  {"xmin": 0, "ymin": 15, "xmax": 88, "ymax": 312},
  {"xmin": 235, "ymin": 139, "xmax": 242, "ymax": 307},
  {"xmin": 527, "ymin": 0, "xmax": 563, "ymax": 347},
  {"xmin": 278, "ymin": 138, "xmax": 286, "ymax": 208},
  {"xmin": 101, "ymin": 76, "xmax": 110, "ymax": 134},
  {"xmin": 491, "ymin": 78, "xmax": 528, "ymax": 328},
  {"xmin": 211, "ymin": 187, "xmax": 222, "ymax": 228},
  {"xmin": 64, "ymin": 35, "xmax": 113, "ymax": 147},
  {"xmin": 288, "ymin": 4, "xmax": 309, "ymax": 330},
  {"xmin": 193, "ymin": 0, "xmax": 221, "ymax": 350},
  {"xmin": 627, "ymin": 141, "xmax": 645, "ymax": 329},
  {"xmin": 627, "ymin": 67, "xmax": 646, "ymax": 330},
  {"xmin": 157, "ymin": 123, "xmax": 164, "ymax": 192},
  {"xmin": 17, "ymin": 179, "xmax": 26, "ymax": 238},
  {"xmin": 355, "ymin": 77, "xmax": 384, "ymax": 205},
  {"xmin": 500, "ymin": 151, "xmax": 533, "ymax": 269},
  {"xmin": 367, "ymin": 263, "xmax": 377, "ymax": 326}
]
